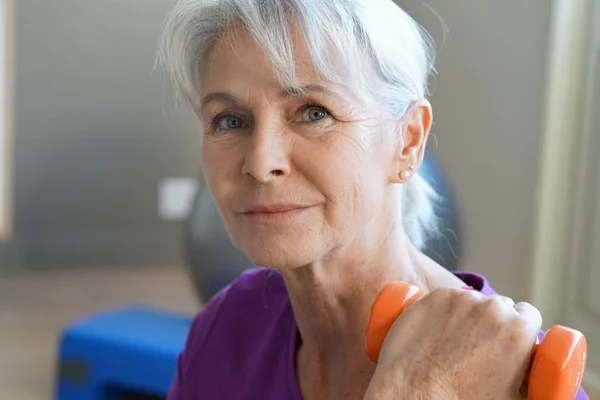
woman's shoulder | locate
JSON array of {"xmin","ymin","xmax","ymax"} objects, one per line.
[
  {"xmin": 186, "ymin": 267, "xmax": 292, "ymax": 353},
  {"xmin": 168, "ymin": 268, "xmax": 296, "ymax": 399}
]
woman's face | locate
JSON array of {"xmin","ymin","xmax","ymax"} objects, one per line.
[{"xmin": 200, "ymin": 25, "xmax": 423, "ymax": 268}]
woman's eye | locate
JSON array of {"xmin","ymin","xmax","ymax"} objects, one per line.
[
  {"xmin": 216, "ymin": 116, "xmax": 245, "ymax": 130},
  {"xmin": 302, "ymin": 107, "xmax": 328, "ymax": 122}
]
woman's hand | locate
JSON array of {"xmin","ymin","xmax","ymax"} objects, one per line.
[{"xmin": 363, "ymin": 288, "xmax": 542, "ymax": 400}]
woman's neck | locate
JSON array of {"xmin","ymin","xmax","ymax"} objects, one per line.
[
  {"xmin": 281, "ymin": 226, "xmax": 424, "ymax": 347},
  {"xmin": 279, "ymin": 217, "xmax": 466, "ymax": 399}
]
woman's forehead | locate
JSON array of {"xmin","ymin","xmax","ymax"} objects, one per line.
[{"xmin": 203, "ymin": 24, "xmax": 322, "ymax": 92}]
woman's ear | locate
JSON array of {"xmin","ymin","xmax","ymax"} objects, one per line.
[{"xmin": 389, "ymin": 100, "xmax": 432, "ymax": 183}]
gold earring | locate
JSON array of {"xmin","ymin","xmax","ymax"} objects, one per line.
[{"xmin": 400, "ymin": 170, "xmax": 411, "ymax": 180}]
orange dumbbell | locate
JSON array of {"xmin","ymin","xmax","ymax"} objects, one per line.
[{"xmin": 364, "ymin": 282, "xmax": 587, "ymax": 400}]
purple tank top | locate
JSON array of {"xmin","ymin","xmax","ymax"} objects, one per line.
[{"xmin": 167, "ymin": 268, "xmax": 589, "ymax": 399}]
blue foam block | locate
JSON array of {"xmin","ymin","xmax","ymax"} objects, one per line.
[{"xmin": 55, "ymin": 306, "xmax": 193, "ymax": 400}]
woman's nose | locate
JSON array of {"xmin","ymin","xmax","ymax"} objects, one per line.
[{"xmin": 241, "ymin": 130, "xmax": 290, "ymax": 183}]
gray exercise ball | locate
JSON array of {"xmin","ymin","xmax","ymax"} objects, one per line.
[{"xmin": 185, "ymin": 152, "xmax": 462, "ymax": 301}]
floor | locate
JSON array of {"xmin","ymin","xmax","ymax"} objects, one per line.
[
  {"xmin": 0, "ymin": 266, "xmax": 201, "ymax": 400},
  {"xmin": 1, "ymin": 266, "xmax": 599, "ymax": 400}
]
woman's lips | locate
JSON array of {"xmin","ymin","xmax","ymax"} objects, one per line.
[{"xmin": 241, "ymin": 204, "xmax": 314, "ymax": 222}]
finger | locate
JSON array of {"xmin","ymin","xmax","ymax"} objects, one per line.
[
  {"xmin": 493, "ymin": 294, "xmax": 516, "ymax": 310},
  {"xmin": 483, "ymin": 294, "xmax": 517, "ymax": 318},
  {"xmin": 513, "ymin": 302, "xmax": 543, "ymax": 332},
  {"xmin": 512, "ymin": 302, "xmax": 542, "ymax": 395}
]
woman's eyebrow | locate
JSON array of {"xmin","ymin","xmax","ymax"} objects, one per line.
[
  {"xmin": 200, "ymin": 92, "xmax": 238, "ymax": 111},
  {"xmin": 200, "ymin": 84, "xmax": 348, "ymax": 111},
  {"xmin": 281, "ymin": 84, "xmax": 348, "ymax": 104}
]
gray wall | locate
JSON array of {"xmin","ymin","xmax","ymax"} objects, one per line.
[
  {"xmin": 1, "ymin": 0, "xmax": 200, "ymax": 271},
  {"xmin": 400, "ymin": 0, "xmax": 552, "ymax": 300}
]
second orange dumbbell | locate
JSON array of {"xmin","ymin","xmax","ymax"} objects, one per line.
[{"xmin": 364, "ymin": 282, "xmax": 587, "ymax": 400}]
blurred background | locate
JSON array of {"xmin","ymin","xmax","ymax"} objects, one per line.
[{"xmin": 0, "ymin": 0, "xmax": 599, "ymax": 399}]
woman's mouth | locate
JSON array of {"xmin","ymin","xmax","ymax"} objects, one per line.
[{"xmin": 240, "ymin": 204, "xmax": 314, "ymax": 222}]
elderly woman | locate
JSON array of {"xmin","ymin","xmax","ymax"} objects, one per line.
[{"xmin": 157, "ymin": 0, "xmax": 588, "ymax": 399}]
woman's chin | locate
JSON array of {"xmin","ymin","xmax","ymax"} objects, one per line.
[
  {"xmin": 228, "ymin": 224, "xmax": 333, "ymax": 269},
  {"xmin": 240, "ymin": 241, "xmax": 323, "ymax": 270},
  {"xmin": 244, "ymin": 251, "xmax": 311, "ymax": 270}
]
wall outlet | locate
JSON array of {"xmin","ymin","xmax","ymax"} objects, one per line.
[{"xmin": 158, "ymin": 177, "xmax": 199, "ymax": 221}]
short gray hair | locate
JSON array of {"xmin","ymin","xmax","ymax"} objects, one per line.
[{"xmin": 157, "ymin": 0, "xmax": 440, "ymax": 249}]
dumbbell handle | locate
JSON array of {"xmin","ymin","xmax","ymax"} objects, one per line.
[{"xmin": 364, "ymin": 282, "xmax": 587, "ymax": 400}]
